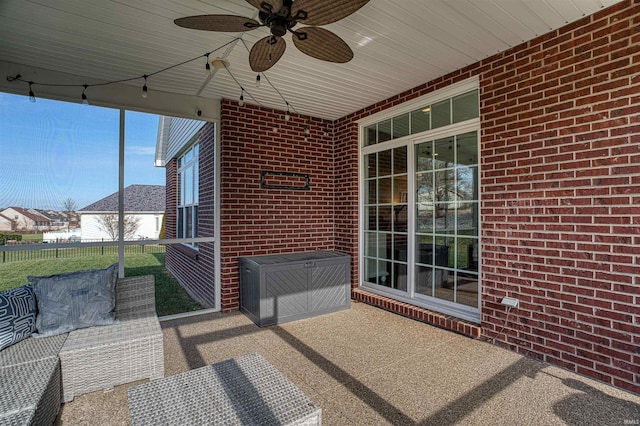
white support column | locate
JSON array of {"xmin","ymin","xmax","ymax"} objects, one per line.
[
  {"xmin": 118, "ymin": 109, "xmax": 125, "ymax": 278},
  {"xmin": 214, "ymin": 119, "xmax": 222, "ymax": 312}
]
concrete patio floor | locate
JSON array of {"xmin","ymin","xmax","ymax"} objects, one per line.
[{"xmin": 57, "ymin": 302, "xmax": 640, "ymax": 425}]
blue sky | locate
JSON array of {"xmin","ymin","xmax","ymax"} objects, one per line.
[{"xmin": 0, "ymin": 93, "xmax": 165, "ymax": 210}]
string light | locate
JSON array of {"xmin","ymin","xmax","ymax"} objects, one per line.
[
  {"xmin": 7, "ymin": 38, "xmax": 240, "ymax": 107},
  {"xmin": 81, "ymin": 84, "xmax": 89, "ymax": 105},
  {"xmin": 205, "ymin": 53, "xmax": 211, "ymax": 74},
  {"xmin": 7, "ymin": 37, "xmax": 301, "ymax": 126},
  {"xmin": 142, "ymin": 75, "xmax": 148, "ymax": 99},
  {"xmin": 238, "ymin": 39, "xmax": 300, "ymax": 118},
  {"xmin": 28, "ymin": 81, "xmax": 36, "ymax": 103},
  {"xmin": 238, "ymin": 89, "xmax": 245, "ymax": 106},
  {"xmin": 222, "ymin": 62, "xmax": 262, "ymax": 110}
]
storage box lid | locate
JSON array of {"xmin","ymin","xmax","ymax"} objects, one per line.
[{"xmin": 240, "ymin": 250, "xmax": 348, "ymax": 265}]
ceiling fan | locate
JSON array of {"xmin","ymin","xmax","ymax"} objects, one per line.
[{"xmin": 174, "ymin": 0, "xmax": 370, "ymax": 72}]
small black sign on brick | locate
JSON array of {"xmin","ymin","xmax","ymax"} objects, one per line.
[{"xmin": 260, "ymin": 170, "xmax": 310, "ymax": 191}]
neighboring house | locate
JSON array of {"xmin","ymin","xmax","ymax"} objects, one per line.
[
  {"xmin": 0, "ymin": 213, "xmax": 15, "ymax": 232},
  {"xmin": 0, "ymin": 207, "xmax": 52, "ymax": 231},
  {"xmin": 78, "ymin": 185, "xmax": 165, "ymax": 241},
  {"xmin": 155, "ymin": 2, "xmax": 640, "ymax": 395},
  {"xmin": 35, "ymin": 209, "xmax": 79, "ymax": 230}
]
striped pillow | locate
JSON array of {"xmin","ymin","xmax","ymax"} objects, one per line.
[{"xmin": 0, "ymin": 285, "xmax": 37, "ymax": 351}]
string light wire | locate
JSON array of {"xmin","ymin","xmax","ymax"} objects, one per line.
[
  {"xmin": 221, "ymin": 62, "xmax": 263, "ymax": 108},
  {"xmin": 6, "ymin": 37, "xmax": 242, "ymax": 100},
  {"xmin": 239, "ymin": 39, "xmax": 299, "ymax": 115},
  {"xmin": 6, "ymin": 37, "xmax": 309, "ymax": 131}
]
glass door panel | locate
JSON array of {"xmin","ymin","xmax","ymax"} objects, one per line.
[
  {"xmin": 414, "ymin": 131, "xmax": 479, "ymax": 309},
  {"xmin": 364, "ymin": 147, "xmax": 408, "ymax": 292},
  {"xmin": 455, "ymin": 272, "xmax": 479, "ymax": 307}
]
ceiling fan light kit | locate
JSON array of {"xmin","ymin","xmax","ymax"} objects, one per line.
[
  {"xmin": 174, "ymin": 0, "xmax": 370, "ymax": 72},
  {"xmin": 210, "ymin": 58, "xmax": 231, "ymax": 69}
]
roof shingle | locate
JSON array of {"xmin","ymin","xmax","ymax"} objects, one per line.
[{"xmin": 79, "ymin": 185, "xmax": 165, "ymax": 212}]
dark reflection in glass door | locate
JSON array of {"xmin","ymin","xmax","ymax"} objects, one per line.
[{"xmin": 363, "ymin": 146, "xmax": 408, "ymax": 292}]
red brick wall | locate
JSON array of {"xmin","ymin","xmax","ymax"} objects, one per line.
[
  {"xmin": 219, "ymin": 100, "xmax": 335, "ymax": 312},
  {"xmin": 335, "ymin": 0, "xmax": 640, "ymax": 393},
  {"xmin": 165, "ymin": 123, "xmax": 216, "ymax": 308},
  {"xmin": 481, "ymin": 1, "xmax": 640, "ymax": 394},
  {"xmin": 334, "ymin": 119, "xmax": 359, "ymax": 287}
]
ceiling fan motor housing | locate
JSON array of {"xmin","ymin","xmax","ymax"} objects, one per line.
[
  {"xmin": 259, "ymin": 0, "xmax": 297, "ymax": 37},
  {"xmin": 271, "ymin": 16, "xmax": 289, "ymax": 36}
]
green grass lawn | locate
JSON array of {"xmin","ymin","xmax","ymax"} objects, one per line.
[
  {"xmin": 0, "ymin": 252, "xmax": 203, "ymax": 317},
  {"xmin": 20, "ymin": 233, "xmax": 43, "ymax": 242}
]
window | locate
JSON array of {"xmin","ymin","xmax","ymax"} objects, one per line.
[
  {"xmin": 364, "ymin": 89, "xmax": 478, "ymax": 147},
  {"xmin": 177, "ymin": 143, "xmax": 199, "ymax": 247},
  {"xmin": 360, "ymin": 78, "xmax": 480, "ymax": 322}
]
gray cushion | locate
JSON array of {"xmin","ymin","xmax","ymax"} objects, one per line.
[
  {"xmin": 0, "ymin": 285, "xmax": 37, "ymax": 351},
  {"xmin": 29, "ymin": 264, "xmax": 118, "ymax": 337}
]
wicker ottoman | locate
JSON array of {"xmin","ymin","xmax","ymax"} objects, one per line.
[
  {"xmin": 0, "ymin": 333, "xmax": 68, "ymax": 425},
  {"xmin": 128, "ymin": 353, "xmax": 322, "ymax": 425},
  {"xmin": 0, "ymin": 358, "xmax": 61, "ymax": 426},
  {"xmin": 59, "ymin": 316, "xmax": 164, "ymax": 402}
]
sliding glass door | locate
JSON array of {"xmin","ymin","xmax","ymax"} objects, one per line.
[{"xmin": 360, "ymin": 81, "xmax": 480, "ymax": 321}]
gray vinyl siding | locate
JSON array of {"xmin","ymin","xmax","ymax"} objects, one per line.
[
  {"xmin": 165, "ymin": 117, "xmax": 204, "ymax": 161},
  {"xmin": 155, "ymin": 117, "xmax": 171, "ymax": 166}
]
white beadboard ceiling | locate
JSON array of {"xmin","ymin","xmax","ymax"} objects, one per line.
[{"xmin": 0, "ymin": 0, "xmax": 623, "ymax": 120}]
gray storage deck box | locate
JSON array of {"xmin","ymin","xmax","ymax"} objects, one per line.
[{"xmin": 239, "ymin": 250, "xmax": 351, "ymax": 327}]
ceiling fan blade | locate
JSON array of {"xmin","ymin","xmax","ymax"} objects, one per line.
[
  {"xmin": 292, "ymin": 26, "xmax": 353, "ymax": 63},
  {"xmin": 246, "ymin": 0, "xmax": 283, "ymax": 14},
  {"xmin": 249, "ymin": 36, "xmax": 286, "ymax": 72},
  {"xmin": 174, "ymin": 15, "xmax": 260, "ymax": 32},
  {"xmin": 291, "ymin": 0, "xmax": 369, "ymax": 26}
]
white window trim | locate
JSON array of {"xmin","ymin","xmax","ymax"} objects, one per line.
[
  {"xmin": 177, "ymin": 142, "xmax": 199, "ymax": 248},
  {"xmin": 358, "ymin": 78, "xmax": 481, "ymax": 323}
]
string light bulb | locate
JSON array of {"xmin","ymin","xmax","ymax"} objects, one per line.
[
  {"xmin": 81, "ymin": 84, "xmax": 89, "ymax": 106},
  {"xmin": 28, "ymin": 82, "xmax": 36, "ymax": 103},
  {"xmin": 285, "ymin": 105, "xmax": 290, "ymax": 121},
  {"xmin": 205, "ymin": 54, "xmax": 211, "ymax": 74},
  {"xmin": 255, "ymin": 74, "xmax": 261, "ymax": 88},
  {"xmin": 305, "ymin": 126, "xmax": 310, "ymax": 136},
  {"xmin": 238, "ymin": 89, "xmax": 245, "ymax": 106},
  {"xmin": 142, "ymin": 75, "xmax": 148, "ymax": 99}
]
